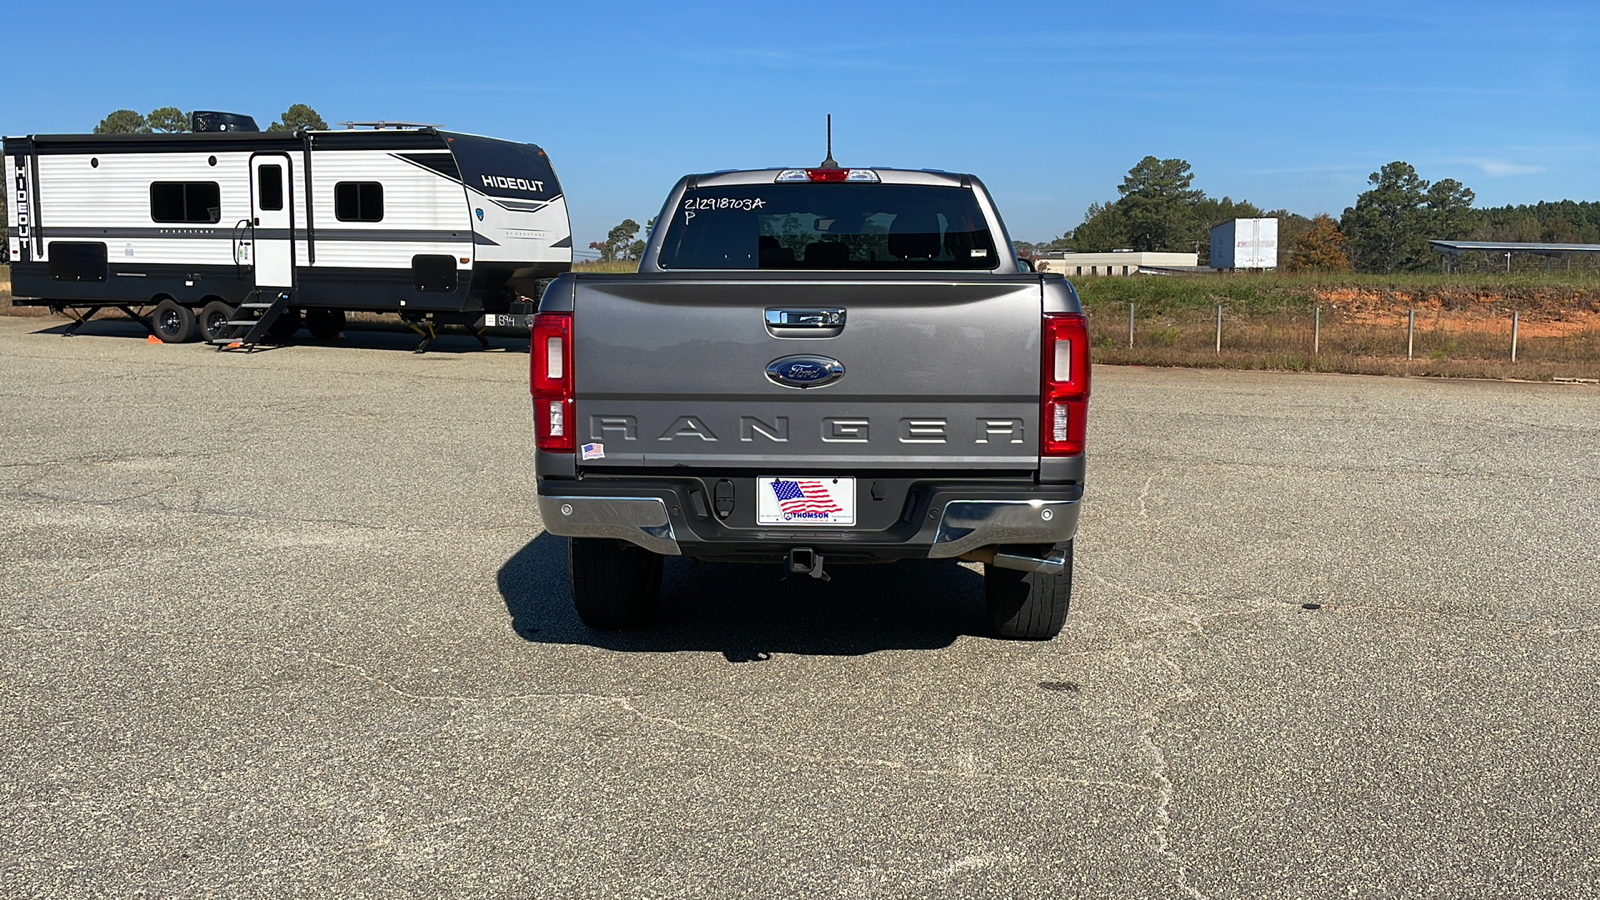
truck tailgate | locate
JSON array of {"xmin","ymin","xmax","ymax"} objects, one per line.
[{"xmin": 570, "ymin": 274, "xmax": 1041, "ymax": 470}]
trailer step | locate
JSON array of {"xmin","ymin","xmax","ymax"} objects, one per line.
[{"xmin": 214, "ymin": 290, "xmax": 292, "ymax": 352}]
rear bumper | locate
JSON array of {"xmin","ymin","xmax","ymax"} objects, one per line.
[{"xmin": 535, "ymin": 473, "xmax": 1082, "ymax": 561}]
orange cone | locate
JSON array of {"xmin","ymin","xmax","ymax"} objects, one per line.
[{"xmin": 146, "ymin": 335, "xmax": 162, "ymax": 344}]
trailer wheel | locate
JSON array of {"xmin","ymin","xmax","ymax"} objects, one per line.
[
  {"xmin": 198, "ymin": 300, "xmax": 235, "ymax": 343},
  {"xmin": 305, "ymin": 309, "xmax": 346, "ymax": 341},
  {"xmin": 267, "ymin": 309, "xmax": 302, "ymax": 341},
  {"xmin": 150, "ymin": 299, "xmax": 196, "ymax": 343},
  {"xmin": 568, "ymin": 537, "xmax": 663, "ymax": 630},
  {"xmin": 983, "ymin": 542, "xmax": 1073, "ymax": 640}
]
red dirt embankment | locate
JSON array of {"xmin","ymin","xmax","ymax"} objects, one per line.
[{"xmin": 1318, "ymin": 286, "xmax": 1600, "ymax": 338}]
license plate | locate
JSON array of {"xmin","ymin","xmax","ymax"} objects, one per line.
[
  {"xmin": 756, "ymin": 477, "xmax": 855, "ymax": 526},
  {"xmin": 481, "ymin": 313, "xmax": 534, "ymax": 329}
]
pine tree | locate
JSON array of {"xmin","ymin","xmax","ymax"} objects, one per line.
[
  {"xmin": 267, "ymin": 104, "xmax": 329, "ymax": 132},
  {"xmin": 93, "ymin": 109, "xmax": 150, "ymax": 134},
  {"xmin": 1341, "ymin": 162, "xmax": 1430, "ymax": 273}
]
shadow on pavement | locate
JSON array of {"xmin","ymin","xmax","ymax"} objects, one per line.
[
  {"xmin": 496, "ymin": 531, "xmax": 983, "ymax": 659},
  {"xmin": 26, "ymin": 319, "xmax": 528, "ymax": 354}
]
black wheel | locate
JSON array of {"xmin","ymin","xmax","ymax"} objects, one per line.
[
  {"xmin": 304, "ymin": 308, "xmax": 346, "ymax": 340},
  {"xmin": 197, "ymin": 300, "xmax": 235, "ymax": 343},
  {"xmin": 266, "ymin": 308, "xmax": 302, "ymax": 341},
  {"xmin": 568, "ymin": 537, "xmax": 663, "ymax": 630},
  {"xmin": 984, "ymin": 542, "xmax": 1073, "ymax": 640},
  {"xmin": 149, "ymin": 299, "xmax": 195, "ymax": 343}
]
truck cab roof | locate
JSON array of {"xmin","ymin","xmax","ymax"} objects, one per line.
[{"xmin": 691, "ymin": 168, "xmax": 969, "ymax": 189}]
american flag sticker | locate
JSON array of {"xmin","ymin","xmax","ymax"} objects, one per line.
[
  {"xmin": 581, "ymin": 442, "xmax": 604, "ymax": 460},
  {"xmin": 757, "ymin": 477, "xmax": 855, "ymax": 526}
]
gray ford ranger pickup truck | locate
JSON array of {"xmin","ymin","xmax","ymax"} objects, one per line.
[{"xmin": 531, "ymin": 165, "xmax": 1090, "ymax": 639}]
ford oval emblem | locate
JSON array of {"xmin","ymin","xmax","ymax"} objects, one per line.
[{"xmin": 766, "ymin": 354, "xmax": 845, "ymax": 389}]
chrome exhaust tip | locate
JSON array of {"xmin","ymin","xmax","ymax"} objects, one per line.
[{"xmin": 991, "ymin": 548, "xmax": 1068, "ymax": 577}]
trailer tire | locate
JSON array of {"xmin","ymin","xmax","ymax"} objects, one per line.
[
  {"xmin": 267, "ymin": 309, "xmax": 302, "ymax": 341},
  {"xmin": 305, "ymin": 309, "xmax": 345, "ymax": 341},
  {"xmin": 198, "ymin": 300, "xmax": 235, "ymax": 343},
  {"xmin": 983, "ymin": 542, "xmax": 1073, "ymax": 640},
  {"xmin": 568, "ymin": 537, "xmax": 663, "ymax": 630},
  {"xmin": 150, "ymin": 299, "xmax": 196, "ymax": 343}
]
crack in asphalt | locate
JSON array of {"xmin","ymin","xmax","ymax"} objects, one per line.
[
  {"xmin": 1079, "ymin": 564, "xmax": 1265, "ymax": 900},
  {"xmin": 1140, "ymin": 650, "xmax": 1207, "ymax": 900},
  {"xmin": 2, "ymin": 621, "xmax": 1152, "ymax": 796},
  {"xmin": 299, "ymin": 644, "xmax": 1151, "ymax": 791},
  {"xmin": 0, "ymin": 489, "xmax": 527, "ymax": 538}
]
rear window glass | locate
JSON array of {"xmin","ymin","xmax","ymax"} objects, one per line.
[{"xmin": 658, "ymin": 183, "xmax": 999, "ymax": 270}]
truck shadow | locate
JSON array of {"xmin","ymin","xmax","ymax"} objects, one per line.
[{"xmin": 496, "ymin": 532, "xmax": 984, "ymax": 659}]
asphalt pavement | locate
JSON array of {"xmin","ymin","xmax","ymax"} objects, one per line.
[{"xmin": 1, "ymin": 314, "xmax": 1597, "ymax": 898}]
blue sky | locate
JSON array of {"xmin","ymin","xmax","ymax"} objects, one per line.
[{"xmin": 8, "ymin": 0, "xmax": 1598, "ymax": 252}]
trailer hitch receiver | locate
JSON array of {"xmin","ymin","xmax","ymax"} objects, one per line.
[{"xmin": 787, "ymin": 547, "xmax": 829, "ymax": 581}]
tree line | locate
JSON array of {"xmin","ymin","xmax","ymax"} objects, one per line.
[
  {"xmin": 1028, "ymin": 155, "xmax": 1599, "ymax": 274},
  {"xmin": 93, "ymin": 104, "xmax": 328, "ymax": 134},
  {"xmin": 0, "ymin": 106, "xmax": 329, "ymax": 247},
  {"xmin": 589, "ymin": 218, "xmax": 651, "ymax": 262}
]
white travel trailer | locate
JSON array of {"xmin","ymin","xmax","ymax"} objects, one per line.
[{"xmin": 4, "ymin": 112, "xmax": 571, "ymax": 349}]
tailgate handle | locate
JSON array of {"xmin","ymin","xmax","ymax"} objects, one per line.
[{"xmin": 766, "ymin": 308, "xmax": 845, "ymax": 328}]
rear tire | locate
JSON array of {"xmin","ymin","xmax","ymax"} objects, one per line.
[
  {"xmin": 149, "ymin": 299, "xmax": 195, "ymax": 343},
  {"xmin": 197, "ymin": 300, "xmax": 235, "ymax": 343},
  {"xmin": 305, "ymin": 308, "xmax": 346, "ymax": 340},
  {"xmin": 569, "ymin": 537, "xmax": 663, "ymax": 630},
  {"xmin": 984, "ymin": 542, "xmax": 1073, "ymax": 640}
]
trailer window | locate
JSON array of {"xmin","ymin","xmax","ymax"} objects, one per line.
[
  {"xmin": 258, "ymin": 164, "xmax": 284, "ymax": 211},
  {"xmin": 335, "ymin": 182, "xmax": 384, "ymax": 222},
  {"xmin": 150, "ymin": 182, "xmax": 221, "ymax": 224}
]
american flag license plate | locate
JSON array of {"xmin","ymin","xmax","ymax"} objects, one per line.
[{"xmin": 756, "ymin": 477, "xmax": 856, "ymax": 526}]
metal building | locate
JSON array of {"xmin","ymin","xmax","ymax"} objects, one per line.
[{"xmin": 1033, "ymin": 251, "xmax": 1198, "ymax": 277}]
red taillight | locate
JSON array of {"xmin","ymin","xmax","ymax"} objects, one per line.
[
  {"xmin": 531, "ymin": 312, "xmax": 574, "ymax": 453},
  {"xmin": 805, "ymin": 168, "xmax": 849, "ymax": 183},
  {"xmin": 1042, "ymin": 313, "xmax": 1091, "ymax": 457}
]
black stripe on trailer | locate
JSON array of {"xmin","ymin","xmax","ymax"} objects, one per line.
[
  {"xmin": 29, "ymin": 145, "xmax": 43, "ymax": 257},
  {"xmin": 10, "ymin": 261, "xmax": 569, "ymax": 314},
  {"xmin": 302, "ymin": 133, "xmax": 316, "ymax": 264},
  {"xmin": 37, "ymin": 226, "xmax": 484, "ymax": 243}
]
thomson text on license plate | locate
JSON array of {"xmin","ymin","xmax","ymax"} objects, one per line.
[{"xmin": 757, "ymin": 477, "xmax": 855, "ymax": 526}]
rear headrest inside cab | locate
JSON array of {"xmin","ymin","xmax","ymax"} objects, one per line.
[{"xmin": 888, "ymin": 212, "xmax": 942, "ymax": 260}]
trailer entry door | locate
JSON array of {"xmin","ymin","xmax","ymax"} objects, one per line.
[{"xmin": 250, "ymin": 154, "xmax": 294, "ymax": 288}]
